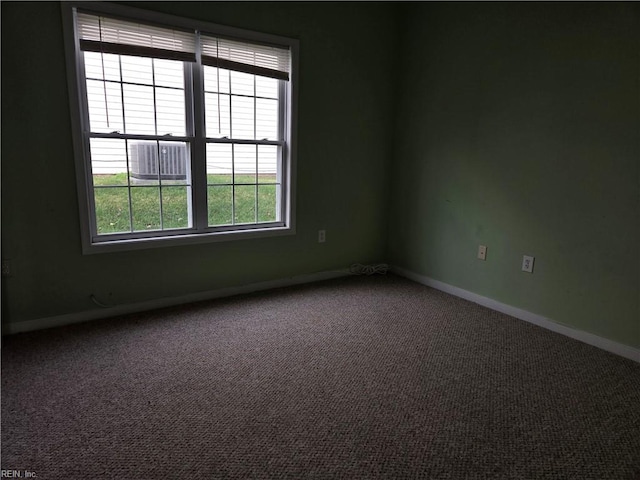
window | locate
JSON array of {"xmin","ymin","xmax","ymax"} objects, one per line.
[{"xmin": 62, "ymin": 3, "xmax": 297, "ymax": 253}]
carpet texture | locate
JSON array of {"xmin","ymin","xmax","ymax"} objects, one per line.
[{"xmin": 2, "ymin": 274, "xmax": 639, "ymax": 479}]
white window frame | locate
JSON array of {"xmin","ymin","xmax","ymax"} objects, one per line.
[{"xmin": 61, "ymin": 2, "xmax": 298, "ymax": 254}]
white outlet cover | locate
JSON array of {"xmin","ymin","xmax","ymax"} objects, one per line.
[
  {"xmin": 522, "ymin": 255, "xmax": 535, "ymax": 273},
  {"xmin": 478, "ymin": 245, "xmax": 487, "ymax": 260}
]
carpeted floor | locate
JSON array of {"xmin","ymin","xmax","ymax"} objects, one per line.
[{"xmin": 2, "ymin": 274, "xmax": 639, "ymax": 479}]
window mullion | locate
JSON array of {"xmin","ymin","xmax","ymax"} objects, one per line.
[
  {"xmin": 254, "ymin": 144, "xmax": 259, "ymax": 223},
  {"xmin": 231, "ymin": 144, "xmax": 236, "ymax": 225},
  {"xmin": 254, "ymin": 76, "xmax": 258, "ymax": 223},
  {"xmin": 191, "ymin": 32, "xmax": 208, "ymax": 232},
  {"xmin": 229, "ymin": 69, "xmax": 235, "ymax": 225},
  {"xmin": 277, "ymin": 80, "xmax": 286, "ymax": 224}
]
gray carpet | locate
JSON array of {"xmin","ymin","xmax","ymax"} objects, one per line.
[{"xmin": 2, "ymin": 274, "xmax": 639, "ymax": 479}]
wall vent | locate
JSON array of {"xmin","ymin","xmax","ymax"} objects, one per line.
[{"xmin": 130, "ymin": 142, "xmax": 187, "ymax": 180}]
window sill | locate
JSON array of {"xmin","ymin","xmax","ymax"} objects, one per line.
[{"xmin": 83, "ymin": 225, "xmax": 295, "ymax": 254}]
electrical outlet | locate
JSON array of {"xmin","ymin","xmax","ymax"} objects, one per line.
[
  {"xmin": 1, "ymin": 260, "xmax": 10, "ymax": 277},
  {"xmin": 522, "ymin": 255, "xmax": 534, "ymax": 273},
  {"xmin": 318, "ymin": 230, "xmax": 326, "ymax": 243},
  {"xmin": 477, "ymin": 245, "xmax": 487, "ymax": 261}
]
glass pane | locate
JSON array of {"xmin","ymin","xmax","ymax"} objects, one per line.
[
  {"xmin": 103, "ymin": 54, "xmax": 121, "ymax": 81},
  {"xmin": 255, "ymin": 76, "xmax": 277, "ymax": 99},
  {"xmin": 256, "ymin": 98, "xmax": 278, "ymax": 140},
  {"xmin": 123, "ymin": 84, "xmax": 155, "ymax": 135},
  {"xmin": 230, "ymin": 70, "xmax": 254, "ymax": 96},
  {"xmin": 234, "ymin": 185, "xmax": 256, "ymax": 224},
  {"xmin": 206, "ymin": 143, "xmax": 232, "ymax": 184},
  {"xmin": 121, "ymin": 56, "xmax": 153, "ymax": 85},
  {"xmin": 203, "ymin": 66, "xmax": 230, "ymax": 94},
  {"xmin": 156, "ymin": 87, "xmax": 185, "ymax": 136},
  {"xmin": 84, "ymin": 52, "xmax": 120, "ymax": 82},
  {"xmin": 90, "ymin": 138, "xmax": 128, "ymax": 186},
  {"xmin": 257, "ymin": 145, "xmax": 278, "ymax": 184},
  {"xmin": 231, "ymin": 95, "xmax": 254, "ymax": 139},
  {"xmin": 163, "ymin": 142, "xmax": 190, "ymax": 185},
  {"xmin": 234, "ymin": 144, "xmax": 256, "ymax": 183},
  {"xmin": 162, "ymin": 186, "xmax": 190, "ymax": 229},
  {"xmin": 86, "ymin": 80, "xmax": 124, "ymax": 133},
  {"xmin": 257, "ymin": 185, "xmax": 277, "ymax": 223},
  {"xmin": 128, "ymin": 141, "xmax": 190, "ymax": 185},
  {"xmin": 131, "ymin": 186, "xmax": 161, "ymax": 231},
  {"xmin": 83, "ymin": 51, "xmax": 104, "ymax": 80},
  {"xmin": 94, "ymin": 187, "xmax": 131, "ymax": 234},
  {"xmin": 218, "ymin": 69, "xmax": 231, "ymax": 94},
  {"xmin": 205, "ymin": 92, "xmax": 230, "ymax": 138},
  {"xmin": 128, "ymin": 141, "xmax": 159, "ymax": 185},
  {"xmin": 208, "ymin": 185, "xmax": 232, "ymax": 226},
  {"xmin": 153, "ymin": 58, "xmax": 184, "ymax": 89}
]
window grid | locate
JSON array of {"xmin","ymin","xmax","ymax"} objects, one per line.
[
  {"xmin": 66, "ymin": 3, "xmax": 295, "ymax": 249},
  {"xmin": 88, "ymin": 53, "xmax": 195, "ymax": 235},
  {"xmin": 204, "ymin": 68, "xmax": 281, "ymax": 227}
]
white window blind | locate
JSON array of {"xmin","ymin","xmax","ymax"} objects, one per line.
[
  {"xmin": 201, "ymin": 35, "xmax": 290, "ymax": 81},
  {"xmin": 76, "ymin": 12, "xmax": 196, "ymax": 62}
]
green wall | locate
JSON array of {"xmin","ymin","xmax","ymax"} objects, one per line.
[
  {"xmin": 388, "ymin": 3, "xmax": 640, "ymax": 348},
  {"xmin": 1, "ymin": 2, "xmax": 398, "ymax": 324}
]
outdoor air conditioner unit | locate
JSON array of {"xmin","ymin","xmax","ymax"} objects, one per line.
[{"xmin": 130, "ymin": 141, "xmax": 187, "ymax": 180}]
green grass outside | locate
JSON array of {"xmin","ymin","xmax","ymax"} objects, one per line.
[{"xmin": 93, "ymin": 173, "xmax": 277, "ymax": 234}]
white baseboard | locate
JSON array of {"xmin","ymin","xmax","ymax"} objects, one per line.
[
  {"xmin": 6, "ymin": 266, "xmax": 638, "ymax": 363},
  {"xmin": 392, "ymin": 266, "xmax": 640, "ymax": 363},
  {"xmin": 3, "ymin": 268, "xmax": 352, "ymax": 335}
]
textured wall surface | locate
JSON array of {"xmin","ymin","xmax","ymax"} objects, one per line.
[{"xmin": 388, "ymin": 2, "xmax": 639, "ymax": 348}]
